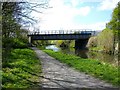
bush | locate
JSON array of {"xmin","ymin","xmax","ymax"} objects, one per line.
[
  {"xmin": 87, "ymin": 36, "xmax": 97, "ymax": 48},
  {"xmin": 97, "ymin": 29, "xmax": 114, "ymax": 53},
  {"xmin": 12, "ymin": 38, "xmax": 28, "ymax": 49},
  {"xmin": 2, "ymin": 49, "xmax": 42, "ymax": 88}
]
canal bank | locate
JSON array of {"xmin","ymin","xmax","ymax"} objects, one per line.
[
  {"xmin": 44, "ymin": 49, "xmax": 119, "ymax": 86},
  {"xmin": 31, "ymin": 47, "xmax": 119, "ymax": 89},
  {"xmin": 45, "ymin": 45, "xmax": 118, "ymax": 67}
]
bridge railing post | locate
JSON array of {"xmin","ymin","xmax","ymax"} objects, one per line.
[{"xmin": 28, "ymin": 29, "xmax": 95, "ymax": 36}]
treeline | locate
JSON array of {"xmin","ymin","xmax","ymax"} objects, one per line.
[
  {"xmin": 2, "ymin": 1, "xmax": 49, "ymax": 59},
  {"xmin": 2, "ymin": 2, "xmax": 29, "ymax": 61},
  {"xmin": 87, "ymin": 2, "xmax": 120, "ymax": 54},
  {"xmin": 2, "ymin": 2, "xmax": 49, "ymax": 88},
  {"xmin": 56, "ymin": 40, "xmax": 74, "ymax": 48},
  {"xmin": 53, "ymin": 2, "xmax": 120, "ymax": 54}
]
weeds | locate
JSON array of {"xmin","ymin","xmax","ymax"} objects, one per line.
[{"xmin": 2, "ymin": 48, "xmax": 42, "ymax": 88}]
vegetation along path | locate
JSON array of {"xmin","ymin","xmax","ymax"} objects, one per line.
[{"xmin": 31, "ymin": 47, "xmax": 117, "ymax": 89}]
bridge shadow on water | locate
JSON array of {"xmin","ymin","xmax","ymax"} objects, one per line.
[{"xmin": 60, "ymin": 47, "xmax": 88, "ymax": 59}]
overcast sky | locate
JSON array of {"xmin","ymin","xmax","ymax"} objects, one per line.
[{"xmin": 30, "ymin": 0, "xmax": 120, "ymax": 31}]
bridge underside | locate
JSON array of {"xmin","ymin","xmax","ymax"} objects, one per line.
[
  {"xmin": 75, "ymin": 39, "xmax": 89, "ymax": 49},
  {"xmin": 28, "ymin": 33, "xmax": 91, "ymax": 49}
]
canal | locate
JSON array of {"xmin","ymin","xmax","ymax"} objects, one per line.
[{"xmin": 45, "ymin": 45, "xmax": 118, "ymax": 67}]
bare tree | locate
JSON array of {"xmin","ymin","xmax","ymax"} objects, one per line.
[
  {"xmin": 2, "ymin": 0, "xmax": 50, "ymax": 50},
  {"xmin": 14, "ymin": 0, "xmax": 50, "ymax": 29}
]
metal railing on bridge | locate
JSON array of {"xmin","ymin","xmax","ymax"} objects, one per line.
[{"xmin": 28, "ymin": 29, "xmax": 96, "ymax": 36}]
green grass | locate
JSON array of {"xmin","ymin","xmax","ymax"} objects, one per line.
[
  {"xmin": 89, "ymin": 47, "xmax": 103, "ymax": 51},
  {"xmin": 43, "ymin": 50, "xmax": 120, "ymax": 86},
  {"xmin": 2, "ymin": 48, "xmax": 42, "ymax": 88}
]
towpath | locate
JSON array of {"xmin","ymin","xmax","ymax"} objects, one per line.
[{"xmin": 31, "ymin": 47, "xmax": 118, "ymax": 89}]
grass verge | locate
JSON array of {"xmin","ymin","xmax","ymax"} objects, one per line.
[
  {"xmin": 2, "ymin": 48, "xmax": 42, "ymax": 88},
  {"xmin": 43, "ymin": 50, "xmax": 120, "ymax": 86}
]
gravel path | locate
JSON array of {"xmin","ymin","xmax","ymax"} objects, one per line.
[{"xmin": 31, "ymin": 47, "xmax": 118, "ymax": 89}]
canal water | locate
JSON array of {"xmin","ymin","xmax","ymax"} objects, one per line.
[{"xmin": 45, "ymin": 45, "xmax": 118, "ymax": 67}]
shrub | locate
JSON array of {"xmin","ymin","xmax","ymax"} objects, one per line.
[
  {"xmin": 97, "ymin": 29, "xmax": 114, "ymax": 53},
  {"xmin": 12, "ymin": 38, "xmax": 28, "ymax": 49},
  {"xmin": 87, "ymin": 36, "xmax": 97, "ymax": 48}
]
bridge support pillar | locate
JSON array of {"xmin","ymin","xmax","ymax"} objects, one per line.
[
  {"xmin": 29, "ymin": 37, "xmax": 31, "ymax": 43},
  {"xmin": 28, "ymin": 37, "xmax": 33, "ymax": 46},
  {"xmin": 75, "ymin": 39, "xmax": 88, "ymax": 49}
]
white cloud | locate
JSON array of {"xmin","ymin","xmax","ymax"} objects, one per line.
[
  {"xmin": 78, "ymin": 6, "xmax": 91, "ymax": 16},
  {"xmin": 30, "ymin": 0, "xmax": 109, "ymax": 31},
  {"xmin": 98, "ymin": 0, "xmax": 120, "ymax": 10},
  {"xmin": 71, "ymin": 0, "xmax": 80, "ymax": 7},
  {"xmin": 32, "ymin": 0, "xmax": 91, "ymax": 31},
  {"xmin": 39, "ymin": 21, "xmax": 108, "ymax": 31},
  {"xmin": 84, "ymin": 21, "xmax": 108, "ymax": 30}
]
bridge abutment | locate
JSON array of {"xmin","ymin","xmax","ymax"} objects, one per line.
[
  {"xmin": 28, "ymin": 37, "xmax": 33, "ymax": 46},
  {"xmin": 28, "ymin": 37, "xmax": 31, "ymax": 44},
  {"xmin": 75, "ymin": 39, "xmax": 89, "ymax": 49}
]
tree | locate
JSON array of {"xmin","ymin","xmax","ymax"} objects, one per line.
[
  {"xmin": 2, "ymin": 1, "xmax": 49, "ymax": 59},
  {"xmin": 2, "ymin": 1, "xmax": 49, "ymax": 48},
  {"xmin": 97, "ymin": 29, "xmax": 114, "ymax": 53},
  {"xmin": 87, "ymin": 36, "xmax": 97, "ymax": 48},
  {"xmin": 106, "ymin": 1, "xmax": 120, "ymax": 54},
  {"xmin": 107, "ymin": 2, "xmax": 120, "ymax": 30},
  {"xmin": 107, "ymin": 2, "xmax": 120, "ymax": 38}
]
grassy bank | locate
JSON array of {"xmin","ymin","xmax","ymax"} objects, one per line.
[
  {"xmin": 2, "ymin": 48, "xmax": 42, "ymax": 88},
  {"xmin": 43, "ymin": 50, "xmax": 119, "ymax": 86},
  {"xmin": 89, "ymin": 47, "xmax": 103, "ymax": 51}
]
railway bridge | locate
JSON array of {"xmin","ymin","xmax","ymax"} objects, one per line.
[{"xmin": 28, "ymin": 29, "xmax": 95, "ymax": 49}]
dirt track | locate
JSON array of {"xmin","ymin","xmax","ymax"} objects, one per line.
[{"xmin": 32, "ymin": 47, "xmax": 118, "ymax": 89}]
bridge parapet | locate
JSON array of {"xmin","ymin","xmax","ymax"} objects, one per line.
[
  {"xmin": 28, "ymin": 29, "xmax": 96, "ymax": 49},
  {"xmin": 28, "ymin": 29, "xmax": 96, "ymax": 36}
]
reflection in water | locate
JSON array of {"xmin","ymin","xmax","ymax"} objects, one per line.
[
  {"xmin": 60, "ymin": 47, "xmax": 75, "ymax": 55},
  {"xmin": 75, "ymin": 49, "xmax": 88, "ymax": 58},
  {"xmin": 45, "ymin": 45, "xmax": 118, "ymax": 66},
  {"xmin": 60, "ymin": 47, "xmax": 88, "ymax": 59},
  {"xmin": 46, "ymin": 45, "xmax": 60, "ymax": 52}
]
